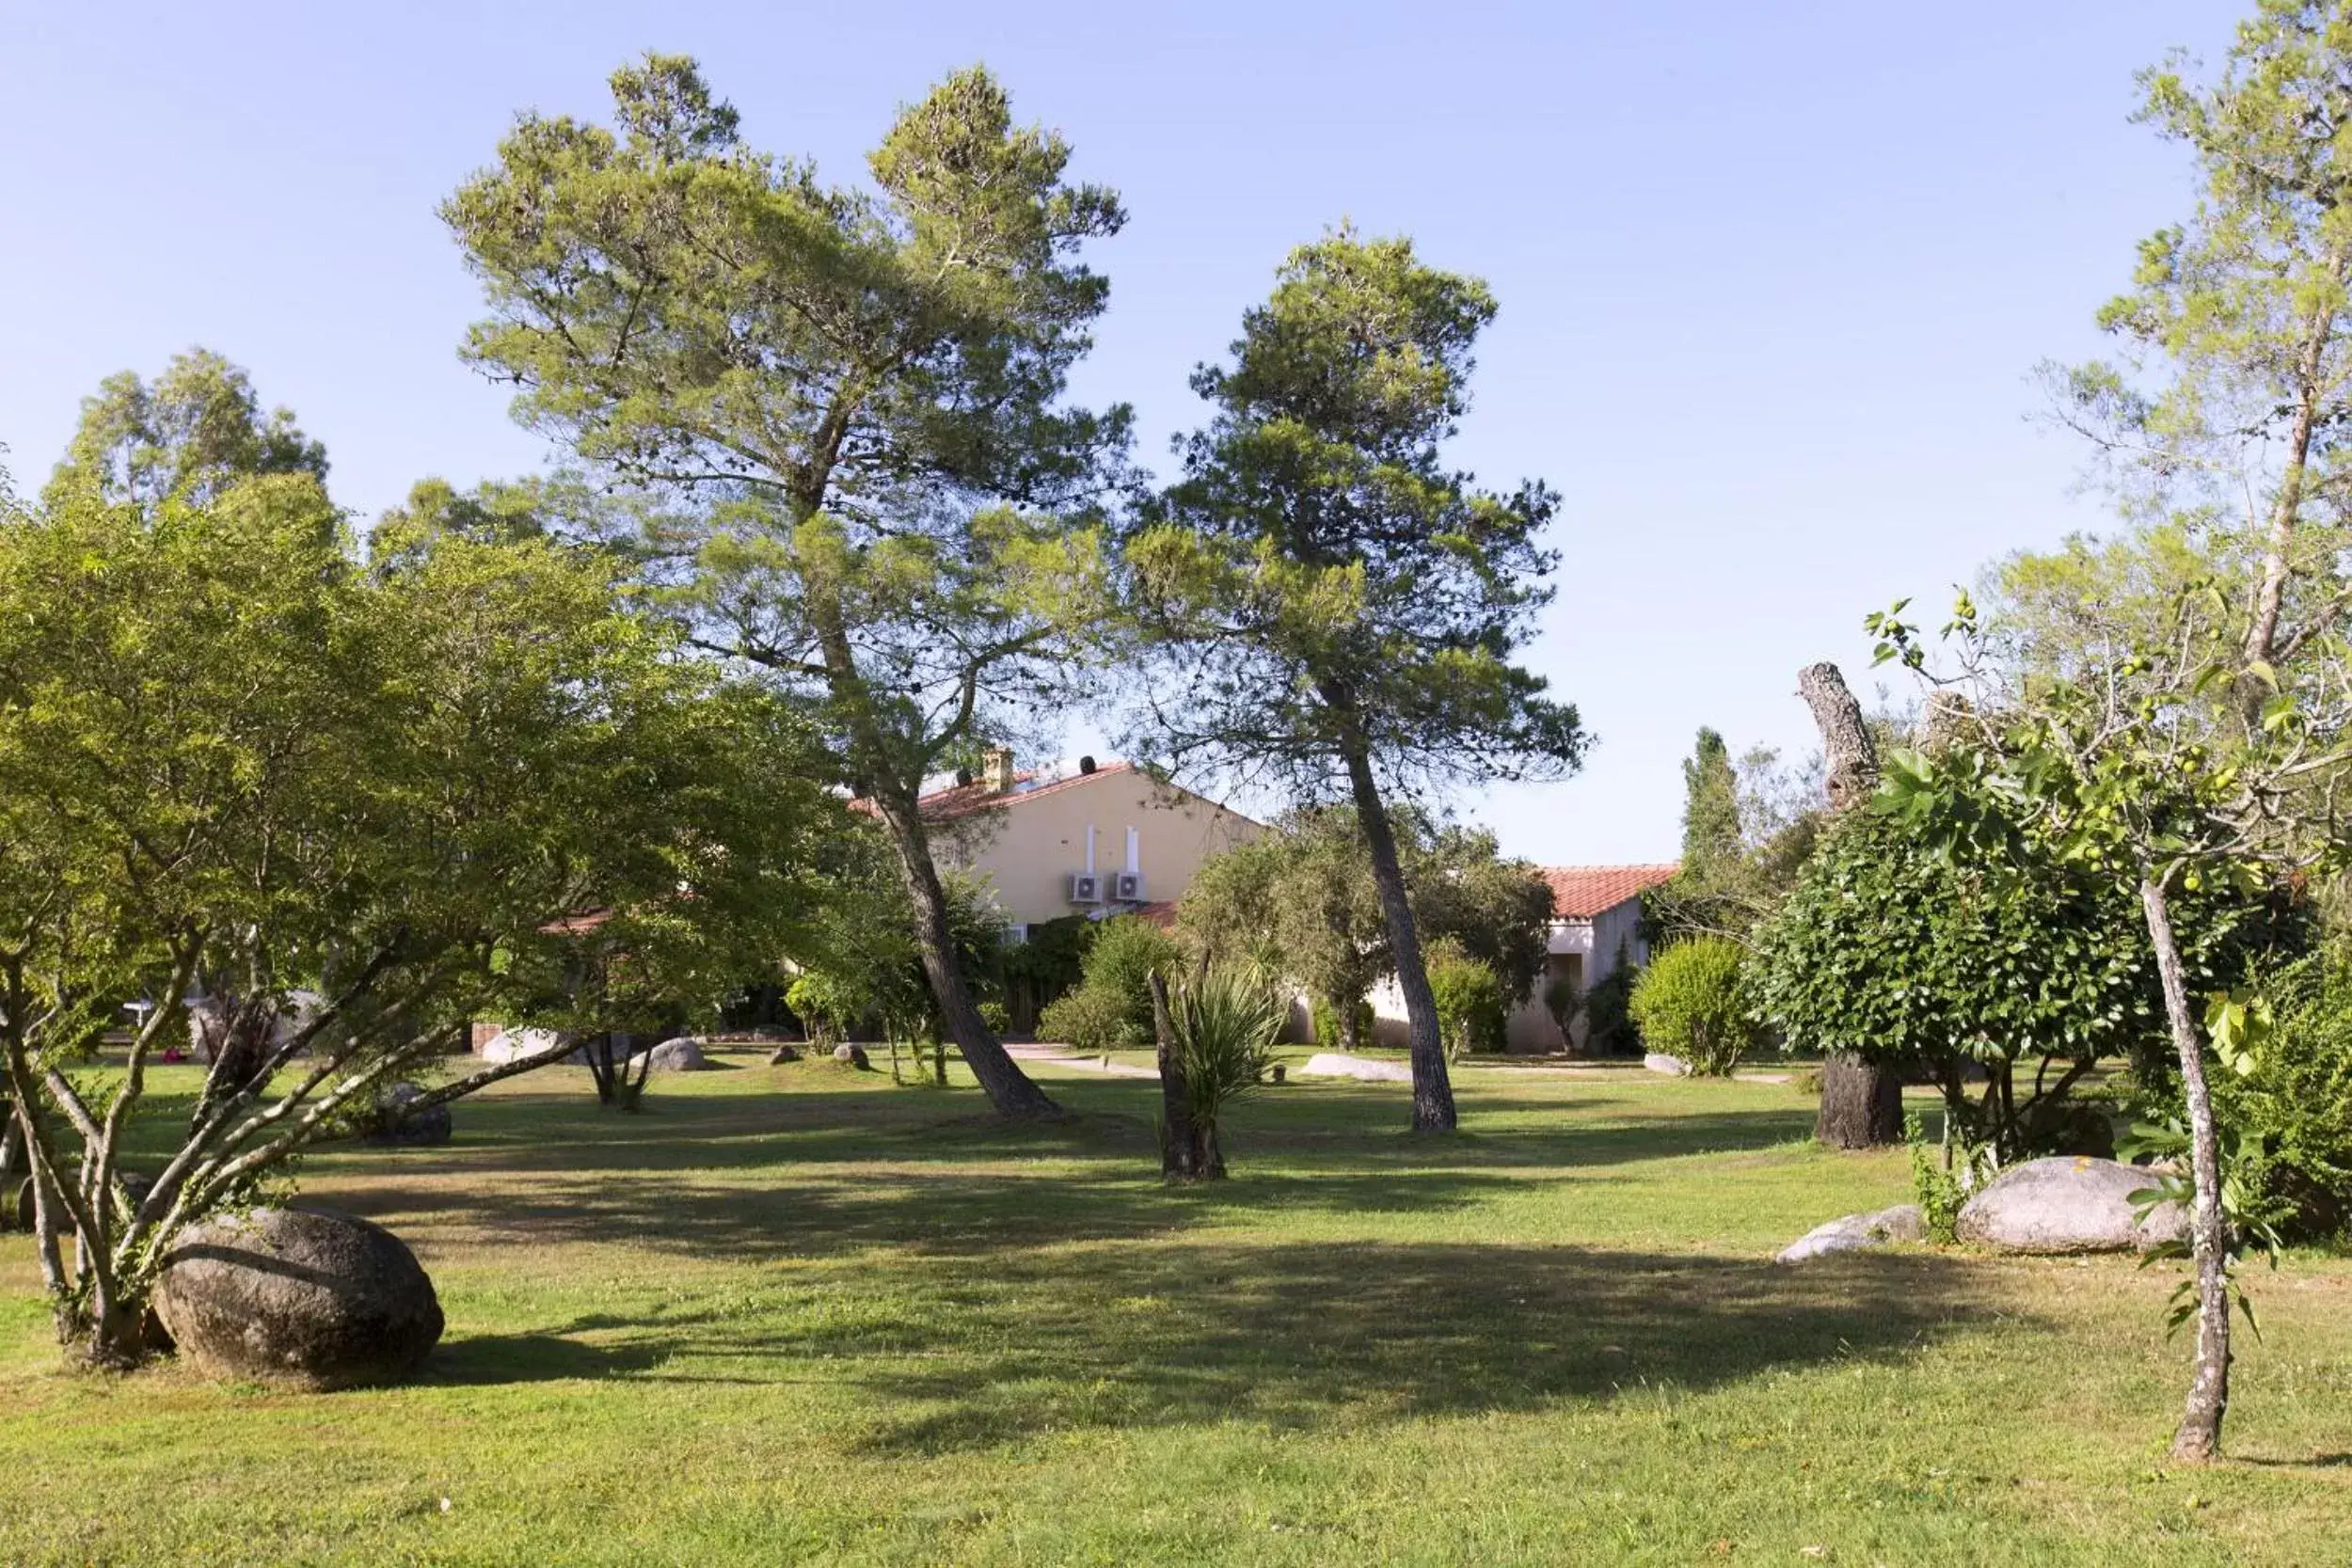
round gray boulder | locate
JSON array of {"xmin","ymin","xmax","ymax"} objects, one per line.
[
  {"xmin": 635, "ymin": 1036, "xmax": 709, "ymax": 1072},
  {"xmin": 153, "ymin": 1207, "xmax": 444, "ymax": 1389},
  {"xmin": 767, "ymin": 1042, "xmax": 802, "ymax": 1065},
  {"xmin": 365, "ymin": 1082, "xmax": 451, "ymax": 1148},
  {"xmin": 1957, "ymin": 1156, "xmax": 2186, "ymax": 1255},
  {"xmin": 833, "ymin": 1041, "xmax": 871, "ymax": 1069},
  {"xmin": 1776, "ymin": 1204, "xmax": 1925, "ymax": 1263}
]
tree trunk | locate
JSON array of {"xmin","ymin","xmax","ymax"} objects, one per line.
[
  {"xmin": 1797, "ymin": 659, "xmax": 1902, "ymax": 1146},
  {"xmin": 1815, "ymin": 1050, "xmax": 1903, "ymax": 1149},
  {"xmin": 2141, "ymin": 874, "xmax": 2232, "ymax": 1464},
  {"xmin": 80, "ymin": 1276, "xmax": 149, "ymax": 1370},
  {"xmin": 1341, "ymin": 747, "xmax": 1454, "ymax": 1132},
  {"xmin": 1150, "ymin": 973, "xmax": 1211, "ymax": 1180},
  {"xmin": 2244, "ymin": 291, "xmax": 2334, "ymax": 670},
  {"xmin": 1797, "ymin": 661, "xmax": 1881, "ymax": 812},
  {"xmin": 871, "ymin": 793, "xmax": 1058, "ymax": 1119}
]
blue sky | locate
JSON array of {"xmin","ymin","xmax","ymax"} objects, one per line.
[{"xmin": 0, "ymin": 1, "xmax": 2239, "ymax": 864}]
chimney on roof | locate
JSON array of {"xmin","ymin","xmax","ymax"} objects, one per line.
[{"xmin": 982, "ymin": 746, "xmax": 1016, "ymax": 794}]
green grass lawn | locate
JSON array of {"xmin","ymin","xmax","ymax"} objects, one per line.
[{"xmin": 3, "ymin": 1056, "xmax": 2347, "ymax": 1566}]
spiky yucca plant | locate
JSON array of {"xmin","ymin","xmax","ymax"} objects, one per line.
[{"xmin": 1167, "ymin": 967, "xmax": 1285, "ymax": 1178}]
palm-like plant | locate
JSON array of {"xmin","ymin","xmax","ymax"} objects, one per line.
[{"xmin": 1165, "ymin": 966, "xmax": 1285, "ymax": 1180}]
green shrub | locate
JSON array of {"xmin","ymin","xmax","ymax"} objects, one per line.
[
  {"xmin": 2205, "ymin": 954, "xmax": 2352, "ymax": 1243},
  {"xmin": 1427, "ymin": 941, "xmax": 1506, "ymax": 1058},
  {"xmin": 1079, "ymin": 915, "xmax": 1182, "ymax": 1047},
  {"xmin": 1749, "ymin": 810, "xmax": 2285, "ymax": 1160},
  {"xmin": 1311, "ymin": 994, "xmax": 1375, "ymax": 1053},
  {"xmin": 1626, "ymin": 937, "xmax": 1756, "ymax": 1076},
  {"xmin": 1037, "ymin": 987, "xmax": 1122, "ymax": 1053},
  {"xmin": 1904, "ymin": 1108, "xmax": 1991, "ymax": 1244}
]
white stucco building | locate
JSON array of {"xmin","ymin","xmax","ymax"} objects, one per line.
[{"xmin": 1368, "ymin": 862, "xmax": 1677, "ymax": 1053}]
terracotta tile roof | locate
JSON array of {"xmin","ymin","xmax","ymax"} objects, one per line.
[
  {"xmin": 1539, "ymin": 863, "xmax": 1678, "ymax": 920},
  {"xmin": 909, "ymin": 761, "xmax": 1139, "ymax": 823},
  {"xmin": 1131, "ymin": 898, "xmax": 1181, "ymax": 930}
]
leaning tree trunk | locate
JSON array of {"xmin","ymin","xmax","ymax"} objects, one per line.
[
  {"xmin": 873, "ymin": 794, "xmax": 1059, "ymax": 1120},
  {"xmin": 2141, "ymin": 874, "xmax": 2233, "ymax": 1463},
  {"xmin": 1798, "ymin": 660, "xmax": 1903, "ymax": 1148},
  {"xmin": 1342, "ymin": 747, "xmax": 1455, "ymax": 1132}
]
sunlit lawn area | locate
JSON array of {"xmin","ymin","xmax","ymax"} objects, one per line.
[{"xmin": 2, "ymin": 1056, "xmax": 2347, "ymax": 1565}]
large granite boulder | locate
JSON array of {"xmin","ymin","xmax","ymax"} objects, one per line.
[
  {"xmin": 364, "ymin": 1083, "xmax": 451, "ymax": 1148},
  {"xmin": 478, "ymin": 1027, "xmax": 564, "ymax": 1066},
  {"xmin": 767, "ymin": 1043, "xmax": 802, "ymax": 1065},
  {"xmin": 1295, "ymin": 1053, "xmax": 1412, "ymax": 1084},
  {"xmin": 1776, "ymin": 1204, "xmax": 1924, "ymax": 1263},
  {"xmin": 153, "ymin": 1207, "xmax": 443, "ymax": 1389},
  {"xmin": 1643, "ymin": 1052, "xmax": 1692, "ymax": 1076},
  {"xmin": 185, "ymin": 990, "xmax": 324, "ymax": 1064},
  {"xmin": 633, "ymin": 1037, "xmax": 709, "ymax": 1072},
  {"xmin": 832, "ymin": 1042, "xmax": 871, "ymax": 1070},
  {"xmin": 1958, "ymin": 1156, "xmax": 2186, "ymax": 1255}
]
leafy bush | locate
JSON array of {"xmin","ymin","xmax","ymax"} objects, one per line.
[
  {"xmin": 1627, "ymin": 937, "xmax": 1756, "ymax": 1075},
  {"xmin": 1037, "ymin": 986, "xmax": 1122, "ymax": 1053},
  {"xmin": 1311, "ymin": 994, "xmax": 1375, "ymax": 1053},
  {"xmin": 1750, "ymin": 811, "xmax": 2281, "ymax": 1159},
  {"xmin": 2203, "ymin": 954, "xmax": 2352, "ymax": 1243},
  {"xmin": 1904, "ymin": 1108, "xmax": 1992, "ymax": 1244},
  {"xmin": 1427, "ymin": 941, "xmax": 1506, "ymax": 1058},
  {"xmin": 1079, "ymin": 915, "xmax": 1183, "ymax": 1047}
]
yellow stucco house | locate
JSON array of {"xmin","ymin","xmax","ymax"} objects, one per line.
[{"xmin": 922, "ymin": 751, "xmax": 1263, "ymax": 936}]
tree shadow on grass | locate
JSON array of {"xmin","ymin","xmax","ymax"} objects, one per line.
[
  {"xmin": 323, "ymin": 1161, "xmax": 1558, "ymax": 1259},
  {"xmin": 425, "ymin": 1324, "xmax": 676, "ymax": 1386},
  {"xmin": 308, "ymin": 1080, "xmax": 1824, "ymax": 1264},
  {"xmin": 308, "ymin": 1082, "xmax": 1815, "ymax": 1183},
  {"xmin": 421, "ymin": 1240, "xmax": 2010, "ymax": 1455},
  {"xmin": 833, "ymin": 1243, "xmax": 2006, "ymax": 1455}
]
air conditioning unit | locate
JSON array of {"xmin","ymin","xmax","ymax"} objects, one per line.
[
  {"xmin": 1067, "ymin": 872, "xmax": 1101, "ymax": 904},
  {"xmin": 1113, "ymin": 871, "xmax": 1145, "ymax": 902}
]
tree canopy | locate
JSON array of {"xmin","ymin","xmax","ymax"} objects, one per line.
[
  {"xmin": 0, "ymin": 365, "xmax": 844, "ymax": 1367},
  {"xmin": 1126, "ymin": 228, "xmax": 1584, "ymax": 1129},
  {"xmin": 443, "ymin": 54, "xmax": 1136, "ymax": 1117},
  {"xmin": 1177, "ymin": 804, "xmax": 1553, "ymax": 1053}
]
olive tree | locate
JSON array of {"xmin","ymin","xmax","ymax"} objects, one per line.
[
  {"xmin": 1176, "ymin": 804, "xmax": 1553, "ymax": 1055},
  {"xmin": 0, "ymin": 444, "xmax": 839, "ymax": 1367}
]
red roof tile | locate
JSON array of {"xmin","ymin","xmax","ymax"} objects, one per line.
[
  {"xmin": 910, "ymin": 761, "xmax": 1139, "ymax": 823},
  {"xmin": 1539, "ymin": 863, "xmax": 1678, "ymax": 920}
]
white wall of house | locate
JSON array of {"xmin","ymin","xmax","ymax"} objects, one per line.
[{"xmin": 1367, "ymin": 895, "xmax": 1652, "ymax": 1053}]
